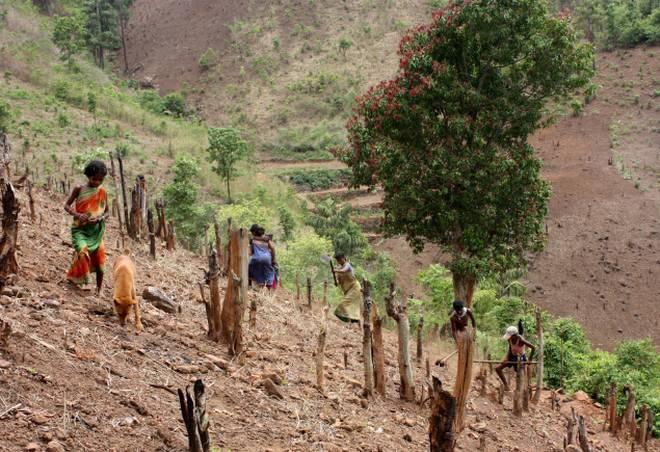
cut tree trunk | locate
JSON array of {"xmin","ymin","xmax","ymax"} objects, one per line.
[
  {"xmin": 178, "ymin": 379, "xmax": 212, "ymax": 452},
  {"xmin": 208, "ymin": 250, "xmax": 221, "ymax": 341},
  {"xmin": 0, "ymin": 182, "xmax": 20, "ymax": 287},
  {"xmin": 315, "ymin": 322, "xmax": 327, "ymax": 393},
  {"xmin": 606, "ymin": 383, "xmax": 617, "ymax": 433},
  {"xmin": 533, "ymin": 307, "xmax": 544, "ymax": 403},
  {"xmin": 117, "ymin": 152, "xmax": 130, "ymax": 238},
  {"xmin": 384, "ymin": 283, "xmax": 415, "ymax": 401},
  {"xmin": 513, "ymin": 356, "xmax": 524, "ymax": 417},
  {"xmin": 307, "ymin": 277, "xmax": 312, "ymax": 307},
  {"xmin": 361, "ymin": 279, "xmax": 374, "ymax": 398},
  {"xmin": 416, "ymin": 316, "xmax": 424, "ymax": 363},
  {"xmin": 108, "ymin": 152, "xmax": 124, "ymax": 235},
  {"xmin": 166, "ymin": 221, "xmax": 176, "ymax": 251},
  {"xmin": 622, "ymin": 386, "xmax": 637, "ymax": 439},
  {"xmin": 371, "ymin": 305, "xmax": 386, "ymax": 396},
  {"xmin": 452, "ymin": 272, "xmax": 476, "ymax": 308},
  {"xmin": 26, "ymin": 178, "xmax": 35, "ymax": 223},
  {"xmin": 429, "ymin": 376, "xmax": 456, "ymax": 452},
  {"xmin": 147, "ymin": 208, "xmax": 156, "ymax": 260},
  {"xmin": 578, "ymin": 414, "xmax": 593, "ymax": 452},
  {"xmin": 453, "ymin": 330, "xmax": 474, "ymax": 431},
  {"xmin": 213, "ymin": 217, "xmax": 222, "ymax": 267},
  {"xmin": 222, "ymin": 229, "xmax": 248, "ymax": 356}
]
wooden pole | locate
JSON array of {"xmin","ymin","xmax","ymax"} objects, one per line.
[
  {"xmin": 637, "ymin": 405, "xmax": 649, "ymax": 450},
  {"xmin": 208, "ymin": 249, "xmax": 221, "ymax": 341},
  {"xmin": 566, "ymin": 406, "xmax": 577, "ymax": 448},
  {"xmin": 178, "ymin": 379, "xmax": 211, "ymax": 452},
  {"xmin": 416, "ymin": 316, "xmax": 424, "ymax": 363},
  {"xmin": 166, "ymin": 221, "xmax": 176, "ymax": 251},
  {"xmin": 533, "ymin": 307, "xmax": 544, "ymax": 403},
  {"xmin": 213, "ymin": 217, "xmax": 222, "ymax": 268},
  {"xmin": 322, "ymin": 280, "xmax": 328, "ymax": 311},
  {"xmin": 295, "ymin": 274, "xmax": 301, "ymax": 303},
  {"xmin": 108, "ymin": 151, "xmax": 124, "ymax": 234},
  {"xmin": 147, "ymin": 208, "xmax": 156, "ymax": 260},
  {"xmin": 26, "ymin": 177, "xmax": 35, "ymax": 223},
  {"xmin": 371, "ymin": 305, "xmax": 386, "ymax": 396},
  {"xmin": 116, "ymin": 152, "xmax": 130, "ymax": 238},
  {"xmin": 233, "ymin": 228, "xmax": 249, "ymax": 357},
  {"xmin": 361, "ymin": 279, "xmax": 374, "ymax": 398},
  {"xmin": 306, "ymin": 277, "xmax": 312, "ymax": 307},
  {"xmin": 315, "ymin": 321, "xmax": 327, "ymax": 393},
  {"xmin": 384, "ymin": 283, "xmax": 415, "ymax": 401},
  {"xmin": 622, "ymin": 386, "xmax": 637, "ymax": 439},
  {"xmin": 429, "ymin": 376, "xmax": 456, "ymax": 452},
  {"xmin": 222, "ymin": 230, "xmax": 238, "ymax": 345}
]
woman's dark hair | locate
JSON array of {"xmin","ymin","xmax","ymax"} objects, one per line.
[
  {"xmin": 250, "ymin": 224, "xmax": 265, "ymax": 237},
  {"xmin": 334, "ymin": 251, "xmax": 345, "ymax": 260},
  {"xmin": 453, "ymin": 300, "xmax": 465, "ymax": 311},
  {"xmin": 84, "ymin": 160, "xmax": 108, "ymax": 178}
]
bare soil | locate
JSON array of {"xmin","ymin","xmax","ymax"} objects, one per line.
[{"xmin": 1, "ymin": 188, "xmax": 654, "ymax": 451}]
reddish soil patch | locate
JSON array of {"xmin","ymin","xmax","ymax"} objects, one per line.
[{"xmin": 525, "ymin": 47, "xmax": 659, "ymax": 350}]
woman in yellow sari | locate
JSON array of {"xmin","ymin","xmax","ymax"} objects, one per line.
[
  {"xmin": 64, "ymin": 160, "xmax": 109, "ymax": 294},
  {"xmin": 333, "ymin": 252, "xmax": 362, "ymax": 323}
]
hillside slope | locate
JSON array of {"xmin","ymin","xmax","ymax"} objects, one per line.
[{"xmin": 1, "ymin": 187, "xmax": 655, "ymax": 451}]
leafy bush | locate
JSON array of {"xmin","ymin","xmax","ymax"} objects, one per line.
[
  {"xmin": 71, "ymin": 147, "xmax": 108, "ymax": 172},
  {"xmin": 277, "ymin": 168, "xmax": 351, "ymax": 191},
  {"xmin": 278, "ymin": 230, "xmax": 333, "ymax": 292},
  {"xmin": 57, "ymin": 111, "xmax": 70, "ymax": 128},
  {"xmin": 0, "ymin": 100, "xmax": 11, "ymax": 134},
  {"xmin": 265, "ymin": 121, "xmax": 345, "ymax": 160},
  {"xmin": 278, "ymin": 205, "xmax": 295, "ymax": 241},
  {"xmin": 163, "ymin": 92, "xmax": 186, "ymax": 117},
  {"xmin": 198, "ymin": 48, "xmax": 218, "ymax": 71}
]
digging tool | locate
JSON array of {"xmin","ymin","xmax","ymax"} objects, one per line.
[
  {"xmin": 435, "ymin": 349, "xmax": 458, "ymax": 367},
  {"xmin": 320, "ymin": 255, "xmax": 338, "ymax": 286}
]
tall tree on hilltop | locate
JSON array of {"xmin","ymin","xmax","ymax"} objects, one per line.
[
  {"xmin": 82, "ymin": 0, "xmax": 119, "ymax": 69},
  {"xmin": 340, "ymin": 0, "xmax": 593, "ymax": 307},
  {"xmin": 112, "ymin": 0, "xmax": 133, "ymax": 73},
  {"xmin": 206, "ymin": 127, "xmax": 249, "ymax": 204}
]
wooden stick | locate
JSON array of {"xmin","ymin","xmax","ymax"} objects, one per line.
[
  {"xmin": 208, "ymin": 250, "xmax": 221, "ymax": 341},
  {"xmin": 295, "ymin": 274, "xmax": 301, "ymax": 302},
  {"xmin": 361, "ymin": 279, "xmax": 374, "ymax": 398},
  {"xmin": 533, "ymin": 307, "xmax": 544, "ymax": 403},
  {"xmin": 577, "ymin": 414, "xmax": 592, "ymax": 452},
  {"xmin": 416, "ymin": 316, "xmax": 424, "ymax": 363},
  {"xmin": 322, "ymin": 280, "xmax": 328, "ymax": 313},
  {"xmin": 147, "ymin": 208, "xmax": 156, "ymax": 260},
  {"xmin": 117, "ymin": 151, "xmax": 131, "ymax": 238},
  {"xmin": 372, "ymin": 305, "xmax": 386, "ymax": 396},
  {"xmin": 193, "ymin": 379, "xmax": 211, "ymax": 452},
  {"xmin": 435, "ymin": 349, "xmax": 458, "ymax": 367},
  {"xmin": 315, "ymin": 322, "xmax": 327, "ymax": 393},
  {"xmin": 306, "ymin": 277, "xmax": 312, "ymax": 307},
  {"xmin": 472, "ymin": 360, "xmax": 538, "ymax": 365}
]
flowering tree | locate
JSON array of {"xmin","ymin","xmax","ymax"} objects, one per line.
[{"xmin": 341, "ymin": 0, "xmax": 593, "ymax": 306}]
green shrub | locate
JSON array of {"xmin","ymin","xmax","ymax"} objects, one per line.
[
  {"xmin": 163, "ymin": 92, "xmax": 186, "ymax": 117},
  {"xmin": 277, "ymin": 168, "xmax": 350, "ymax": 191},
  {"xmin": 306, "ymin": 198, "xmax": 367, "ymax": 256},
  {"xmin": 279, "ymin": 230, "xmax": 333, "ymax": 290},
  {"xmin": 0, "ymin": 100, "xmax": 11, "ymax": 134},
  {"xmin": 278, "ymin": 205, "xmax": 295, "ymax": 241},
  {"xmin": 198, "ymin": 48, "xmax": 218, "ymax": 71},
  {"xmin": 57, "ymin": 111, "xmax": 70, "ymax": 128},
  {"xmin": 71, "ymin": 147, "xmax": 108, "ymax": 172}
]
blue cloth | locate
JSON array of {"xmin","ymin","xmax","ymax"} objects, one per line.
[{"xmin": 249, "ymin": 241, "xmax": 275, "ymax": 286}]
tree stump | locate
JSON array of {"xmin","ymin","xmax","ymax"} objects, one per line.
[
  {"xmin": 371, "ymin": 305, "xmax": 386, "ymax": 396},
  {"xmin": 306, "ymin": 277, "xmax": 312, "ymax": 307},
  {"xmin": 361, "ymin": 279, "xmax": 374, "ymax": 398},
  {"xmin": 533, "ymin": 307, "xmax": 544, "ymax": 403},
  {"xmin": 453, "ymin": 330, "xmax": 474, "ymax": 431},
  {"xmin": 177, "ymin": 379, "xmax": 211, "ymax": 452},
  {"xmin": 147, "ymin": 208, "xmax": 156, "ymax": 260},
  {"xmin": 429, "ymin": 376, "xmax": 456, "ymax": 452},
  {"xmin": 207, "ymin": 250, "xmax": 221, "ymax": 341},
  {"xmin": 513, "ymin": 356, "xmax": 524, "ymax": 417},
  {"xmin": 315, "ymin": 322, "xmax": 327, "ymax": 393},
  {"xmin": 385, "ymin": 283, "xmax": 415, "ymax": 401},
  {"xmin": 416, "ymin": 316, "xmax": 424, "ymax": 363},
  {"xmin": 0, "ymin": 182, "xmax": 20, "ymax": 287}
]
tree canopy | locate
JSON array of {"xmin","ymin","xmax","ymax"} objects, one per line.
[
  {"xmin": 340, "ymin": 0, "xmax": 593, "ymax": 301},
  {"xmin": 206, "ymin": 127, "xmax": 249, "ymax": 203}
]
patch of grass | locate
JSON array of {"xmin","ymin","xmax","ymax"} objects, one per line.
[{"xmin": 276, "ymin": 168, "xmax": 351, "ymax": 191}]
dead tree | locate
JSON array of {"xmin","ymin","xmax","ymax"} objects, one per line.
[
  {"xmin": 636, "ymin": 405, "xmax": 650, "ymax": 451},
  {"xmin": 222, "ymin": 229, "xmax": 248, "ymax": 356},
  {"xmin": 322, "ymin": 280, "xmax": 328, "ymax": 311},
  {"xmin": 416, "ymin": 316, "xmax": 424, "ymax": 363},
  {"xmin": 130, "ymin": 175, "xmax": 146, "ymax": 240},
  {"xmin": 565, "ymin": 406, "xmax": 578, "ymax": 448},
  {"xmin": 0, "ymin": 129, "xmax": 11, "ymax": 180},
  {"xmin": 577, "ymin": 414, "xmax": 593, "ymax": 452},
  {"xmin": 213, "ymin": 217, "xmax": 222, "ymax": 270},
  {"xmin": 0, "ymin": 182, "xmax": 20, "ymax": 287},
  {"xmin": 605, "ymin": 383, "xmax": 617, "ymax": 432},
  {"xmin": 429, "ymin": 376, "xmax": 456, "ymax": 452},
  {"xmin": 306, "ymin": 277, "xmax": 312, "ymax": 307},
  {"xmin": 166, "ymin": 221, "xmax": 176, "ymax": 251},
  {"xmin": 622, "ymin": 386, "xmax": 637, "ymax": 439},
  {"xmin": 371, "ymin": 304, "xmax": 386, "ymax": 396},
  {"xmin": 533, "ymin": 307, "xmax": 544, "ymax": 403},
  {"xmin": 147, "ymin": 208, "xmax": 156, "ymax": 259},
  {"xmin": 384, "ymin": 283, "xmax": 415, "ymax": 401},
  {"xmin": 177, "ymin": 379, "xmax": 211, "ymax": 452},
  {"xmin": 295, "ymin": 273, "xmax": 301, "ymax": 303},
  {"xmin": 26, "ymin": 178, "xmax": 35, "ymax": 223},
  {"xmin": 453, "ymin": 330, "xmax": 474, "ymax": 431},
  {"xmin": 155, "ymin": 199, "xmax": 167, "ymax": 239},
  {"xmin": 361, "ymin": 279, "xmax": 374, "ymax": 398},
  {"xmin": 207, "ymin": 250, "xmax": 221, "ymax": 341}
]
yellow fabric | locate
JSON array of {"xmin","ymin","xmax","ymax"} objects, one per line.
[{"xmin": 334, "ymin": 269, "xmax": 362, "ymax": 321}]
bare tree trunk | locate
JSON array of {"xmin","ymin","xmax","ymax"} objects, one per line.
[
  {"xmin": 384, "ymin": 283, "xmax": 415, "ymax": 402},
  {"xmin": 513, "ymin": 356, "xmax": 524, "ymax": 417},
  {"xmin": 322, "ymin": 280, "xmax": 328, "ymax": 311},
  {"xmin": 566, "ymin": 406, "xmax": 578, "ymax": 447},
  {"xmin": 166, "ymin": 221, "xmax": 176, "ymax": 251},
  {"xmin": 222, "ymin": 230, "xmax": 238, "ymax": 344},
  {"xmin": 371, "ymin": 305, "xmax": 386, "ymax": 396},
  {"xmin": 578, "ymin": 414, "xmax": 593, "ymax": 452},
  {"xmin": 213, "ymin": 217, "xmax": 222, "ymax": 266},
  {"xmin": 26, "ymin": 177, "xmax": 36, "ymax": 222},
  {"xmin": 637, "ymin": 405, "xmax": 649, "ymax": 450},
  {"xmin": 231, "ymin": 229, "xmax": 249, "ymax": 357},
  {"xmin": 606, "ymin": 383, "xmax": 617, "ymax": 433},
  {"xmin": 429, "ymin": 376, "xmax": 456, "ymax": 452},
  {"xmin": 306, "ymin": 277, "xmax": 312, "ymax": 307},
  {"xmin": 295, "ymin": 274, "xmax": 301, "ymax": 303},
  {"xmin": 223, "ymin": 229, "xmax": 248, "ymax": 356},
  {"xmin": 178, "ymin": 379, "xmax": 212, "ymax": 452},
  {"xmin": 622, "ymin": 386, "xmax": 637, "ymax": 439},
  {"xmin": 315, "ymin": 322, "xmax": 327, "ymax": 393},
  {"xmin": 452, "ymin": 273, "xmax": 476, "ymax": 308},
  {"xmin": 117, "ymin": 152, "xmax": 130, "ymax": 238},
  {"xmin": 416, "ymin": 316, "xmax": 424, "ymax": 363},
  {"xmin": 0, "ymin": 182, "xmax": 20, "ymax": 287},
  {"xmin": 208, "ymin": 250, "xmax": 221, "ymax": 341},
  {"xmin": 361, "ymin": 279, "xmax": 374, "ymax": 398},
  {"xmin": 533, "ymin": 307, "xmax": 544, "ymax": 403},
  {"xmin": 453, "ymin": 330, "xmax": 474, "ymax": 431},
  {"xmin": 147, "ymin": 208, "xmax": 156, "ymax": 260}
]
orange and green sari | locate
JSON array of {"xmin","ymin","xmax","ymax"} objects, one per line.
[{"xmin": 66, "ymin": 186, "xmax": 107, "ymax": 286}]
